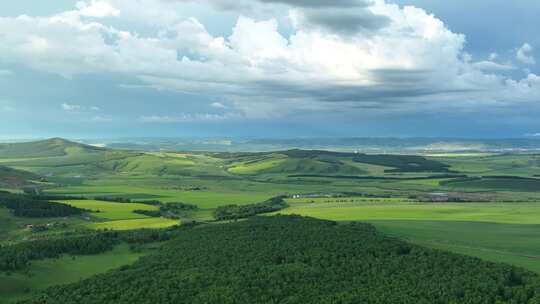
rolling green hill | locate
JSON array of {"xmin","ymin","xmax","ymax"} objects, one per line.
[
  {"xmin": 0, "ymin": 138, "xmax": 105, "ymax": 159},
  {"xmin": 0, "ymin": 166, "xmax": 39, "ymax": 188}
]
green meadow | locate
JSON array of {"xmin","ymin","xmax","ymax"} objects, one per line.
[
  {"xmin": 62, "ymin": 200, "xmax": 159, "ymax": 220},
  {"xmin": 277, "ymin": 200, "xmax": 540, "ymax": 273},
  {"xmin": 279, "ymin": 201, "xmax": 540, "ymax": 224},
  {"xmin": 91, "ymin": 217, "xmax": 179, "ymax": 230},
  {"xmin": 0, "ymin": 244, "xmax": 148, "ymax": 303},
  {"xmin": 57, "ymin": 200, "xmax": 179, "ymax": 230}
]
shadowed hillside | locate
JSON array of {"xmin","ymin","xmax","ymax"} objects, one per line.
[{"xmin": 0, "ymin": 166, "xmax": 40, "ymax": 188}]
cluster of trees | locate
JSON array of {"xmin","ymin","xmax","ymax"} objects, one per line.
[
  {"xmin": 22, "ymin": 215, "xmax": 540, "ymax": 304},
  {"xmin": 0, "ymin": 232, "xmax": 118, "ymax": 271},
  {"xmin": 0, "ymin": 227, "xmax": 180, "ymax": 272},
  {"xmin": 0, "ymin": 192, "xmax": 86, "ymax": 218},
  {"xmin": 213, "ymin": 196, "xmax": 287, "ymax": 221},
  {"xmin": 134, "ymin": 202, "xmax": 198, "ymax": 219},
  {"xmin": 93, "ymin": 196, "xmax": 133, "ymax": 203}
]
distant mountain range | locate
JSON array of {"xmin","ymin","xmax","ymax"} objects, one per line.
[
  {"xmin": 2, "ymin": 137, "xmax": 540, "ymax": 153},
  {"xmin": 74, "ymin": 137, "xmax": 540, "ymax": 153}
]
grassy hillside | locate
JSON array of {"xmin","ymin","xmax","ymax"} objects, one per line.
[
  {"xmin": 20, "ymin": 216, "xmax": 540, "ymax": 304},
  {"xmin": 0, "ymin": 167, "xmax": 39, "ymax": 188},
  {"xmin": 0, "ymin": 138, "xmax": 105, "ymax": 159}
]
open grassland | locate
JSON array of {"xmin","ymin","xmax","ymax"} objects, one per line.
[
  {"xmin": 285, "ymin": 196, "xmax": 413, "ymax": 204},
  {"xmin": 91, "ymin": 218, "xmax": 179, "ymax": 230},
  {"xmin": 61, "ymin": 200, "xmax": 159, "ymax": 220},
  {"xmin": 278, "ymin": 201, "xmax": 540, "ymax": 224},
  {"xmin": 276, "ymin": 202, "xmax": 540, "ymax": 273},
  {"xmin": 372, "ymin": 220, "xmax": 540, "ymax": 273},
  {"xmin": 0, "ymin": 244, "xmax": 147, "ymax": 303},
  {"xmin": 59, "ymin": 200, "xmax": 180, "ymax": 230},
  {"xmin": 54, "ymin": 186, "xmax": 273, "ymax": 209}
]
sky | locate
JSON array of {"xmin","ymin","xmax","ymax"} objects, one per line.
[{"xmin": 0, "ymin": 0, "xmax": 539, "ymax": 139}]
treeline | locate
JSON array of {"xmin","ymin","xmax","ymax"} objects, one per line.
[
  {"xmin": 134, "ymin": 202, "xmax": 198, "ymax": 219},
  {"xmin": 0, "ymin": 233, "xmax": 118, "ymax": 271},
  {"xmin": 213, "ymin": 196, "xmax": 287, "ymax": 221},
  {"xmin": 288, "ymin": 174, "xmax": 467, "ymax": 180},
  {"xmin": 352, "ymin": 154, "xmax": 452, "ymax": 173},
  {"xmin": 22, "ymin": 216, "xmax": 540, "ymax": 304},
  {"xmin": 0, "ymin": 228, "xmax": 180, "ymax": 272},
  {"xmin": 0, "ymin": 192, "xmax": 86, "ymax": 218}
]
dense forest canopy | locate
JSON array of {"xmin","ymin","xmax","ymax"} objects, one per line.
[
  {"xmin": 21, "ymin": 216, "xmax": 540, "ymax": 304},
  {"xmin": 0, "ymin": 192, "xmax": 85, "ymax": 218}
]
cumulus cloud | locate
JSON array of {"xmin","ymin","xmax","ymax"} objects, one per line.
[
  {"xmin": 1, "ymin": 0, "xmax": 539, "ymax": 119},
  {"xmin": 76, "ymin": 0, "xmax": 120, "ymax": 18},
  {"xmin": 290, "ymin": 7, "xmax": 390, "ymax": 35},
  {"xmin": 517, "ymin": 43, "xmax": 536, "ymax": 65}
]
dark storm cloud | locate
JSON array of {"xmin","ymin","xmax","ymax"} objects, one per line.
[
  {"xmin": 247, "ymin": 74, "xmax": 470, "ymax": 106},
  {"xmin": 171, "ymin": 0, "xmax": 387, "ymax": 35},
  {"xmin": 302, "ymin": 9, "xmax": 390, "ymax": 35},
  {"xmin": 257, "ymin": 0, "xmax": 389, "ymax": 35}
]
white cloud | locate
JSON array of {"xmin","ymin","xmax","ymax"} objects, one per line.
[
  {"xmin": 140, "ymin": 112, "xmax": 243, "ymax": 123},
  {"xmin": 1, "ymin": 0, "xmax": 539, "ymax": 119},
  {"xmin": 62, "ymin": 103, "xmax": 102, "ymax": 113},
  {"xmin": 62, "ymin": 103, "xmax": 83, "ymax": 112},
  {"xmin": 76, "ymin": 0, "xmax": 120, "ymax": 18},
  {"xmin": 516, "ymin": 43, "xmax": 536, "ymax": 65},
  {"xmin": 211, "ymin": 102, "xmax": 227, "ymax": 109},
  {"xmin": 473, "ymin": 61, "xmax": 515, "ymax": 72}
]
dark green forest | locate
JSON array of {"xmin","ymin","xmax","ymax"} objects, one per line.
[
  {"xmin": 0, "ymin": 228, "xmax": 178, "ymax": 272},
  {"xmin": 21, "ymin": 216, "xmax": 540, "ymax": 304},
  {"xmin": 0, "ymin": 192, "xmax": 85, "ymax": 218},
  {"xmin": 213, "ymin": 196, "xmax": 288, "ymax": 220}
]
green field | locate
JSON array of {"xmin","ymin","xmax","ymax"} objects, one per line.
[
  {"xmin": 372, "ymin": 220, "xmax": 540, "ymax": 273},
  {"xmin": 57, "ymin": 200, "xmax": 180, "ymax": 230},
  {"xmin": 0, "ymin": 244, "xmax": 147, "ymax": 303},
  {"xmin": 62, "ymin": 200, "xmax": 160, "ymax": 220},
  {"xmin": 279, "ymin": 201, "xmax": 540, "ymax": 224},
  {"xmin": 91, "ymin": 218, "xmax": 179, "ymax": 230},
  {"xmin": 277, "ymin": 201, "xmax": 540, "ymax": 272}
]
